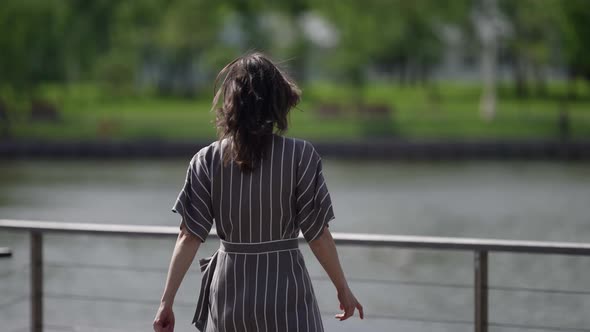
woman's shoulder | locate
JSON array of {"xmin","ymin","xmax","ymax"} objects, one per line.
[
  {"xmin": 278, "ymin": 134, "xmax": 320, "ymax": 161},
  {"xmin": 190, "ymin": 140, "xmax": 222, "ymax": 164},
  {"xmin": 278, "ymin": 134, "xmax": 315, "ymax": 150}
]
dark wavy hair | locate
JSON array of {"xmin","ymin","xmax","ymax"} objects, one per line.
[{"xmin": 212, "ymin": 52, "xmax": 301, "ymax": 172}]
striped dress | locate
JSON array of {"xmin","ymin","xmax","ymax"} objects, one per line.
[{"xmin": 172, "ymin": 133, "xmax": 336, "ymax": 332}]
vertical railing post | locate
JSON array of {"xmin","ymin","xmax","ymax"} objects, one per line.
[
  {"xmin": 474, "ymin": 250, "xmax": 488, "ymax": 332},
  {"xmin": 31, "ymin": 231, "xmax": 43, "ymax": 332}
]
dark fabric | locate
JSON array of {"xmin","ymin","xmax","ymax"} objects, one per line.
[
  {"xmin": 194, "ymin": 250, "xmax": 219, "ymax": 331},
  {"xmin": 172, "ymin": 134, "xmax": 335, "ymax": 331},
  {"xmin": 194, "ymin": 238, "xmax": 301, "ymax": 331}
]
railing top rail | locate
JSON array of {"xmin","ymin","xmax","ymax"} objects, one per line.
[
  {"xmin": 2, "ymin": 219, "xmax": 590, "ymax": 256},
  {"xmin": 0, "ymin": 247, "xmax": 12, "ymax": 258}
]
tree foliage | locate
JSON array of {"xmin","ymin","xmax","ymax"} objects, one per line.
[{"xmin": 0, "ymin": 0, "xmax": 589, "ymax": 99}]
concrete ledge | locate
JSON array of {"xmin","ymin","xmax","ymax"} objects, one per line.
[{"xmin": 0, "ymin": 139, "xmax": 589, "ymax": 160}]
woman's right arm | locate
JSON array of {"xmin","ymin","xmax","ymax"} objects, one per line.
[
  {"xmin": 154, "ymin": 223, "xmax": 202, "ymax": 332},
  {"xmin": 308, "ymin": 226, "xmax": 364, "ymax": 321}
]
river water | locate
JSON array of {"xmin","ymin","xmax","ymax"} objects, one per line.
[{"xmin": 1, "ymin": 159, "xmax": 589, "ymax": 332}]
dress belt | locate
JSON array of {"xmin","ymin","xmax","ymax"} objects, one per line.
[{"xmin": 192, "ymin": 238, "xmax": 300, "ymax": 331}]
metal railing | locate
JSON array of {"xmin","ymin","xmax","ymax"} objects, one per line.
[
  {"xmin": 1, "ymin": 218, "xmax": 590, "ymax": 332},
  {"xmin": 0, "ymin": 247, "xmax": 12, "ymax": 258}
]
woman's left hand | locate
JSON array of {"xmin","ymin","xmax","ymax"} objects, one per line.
[
  {"xmin": 335, "ymin": 286, "xmax": 364, "ymax": 321},
  {"xmin": 153, "ymin": 303, "xmax": 175, "ymax": 332}
]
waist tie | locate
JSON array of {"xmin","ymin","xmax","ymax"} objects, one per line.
[{"xmin": 192, "ymin": 238, "xmax": 299, "ymax": 331}]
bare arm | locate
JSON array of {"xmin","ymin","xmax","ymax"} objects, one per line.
[
  {"xmin": 308, "ymin": 226, "xmax": 364, "ymax": 321},
  {"xmin": 154, "ymin": 223, "xmax": 202, "ymax": 331},
  {"xmin": 308, "ymin": 226, "xmax": 348, "ymax": 291}
]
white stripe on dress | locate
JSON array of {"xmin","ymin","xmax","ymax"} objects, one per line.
[
  {"xmin": 189, "ymin": 186, "xmax": 212, "ymax": 220},
  {"xmin": 249, "ymin": 171, "xmax": 253, "ymax": 242},
  {"xmin": 192, "ymin": 159, "xmax": 212, "ymax": 195},
  {"xmin": 303, "ymin": 261, "xmax": 321, "ymax": 332},
  {"xmin": 298, "ymin": 141, "xmax": 307, "ymax": 167},
  {"xmin": 290, "ymin": 138, "xmax": 297, "ymax": 237},
  {"xmin": 232, "ymin": 254, "xmax": 238, "ymax": 332},
  {"xmin": 296, "ymin": 254, "xmax": 310, "ymax": 332},
  {"xmin": 211, "ymin": 254, "xmax": 218, "ymax": 332},
  {"xmin": 259, "ymin": 155, "xmax": 263, "ymax": 242},
  {"xmin": 296, "ymin": 148, "xmax": 313, "ymax": 187},
  {"xmin": 296, "ymin": 159, "xmax": 321, "ymax": 202},
  {"xmin": 269, "ymin": 137, "xmax": 274, "ymax": 241},
  {"xmin": 175, "ymin": 199, "xmax": 208, "ymax": 239},
  {"xmin": 310, "ymin": 208, "xmax": 330, "ymax": 242},
  {"xmin": 254, "ymin": 255, "xmax": 260, "ymax": 331},
  {"xmin": 219, "ymin": 142, "xmax": 225, "ymax": 237},
  {"xmin": 274, "ymin": 252, "xmax": 279, "ymax": 332},
  {"xmin": 242, "ymin": 256, "xmax": 248, "ymax": 332},
  {"xmin": 223, "ymin": 253, "xmax": 228, "ymax": 332},
  {"xmin": 264, "ymin": 252, "xmax": 269, "ymax": 332},
  {"xmin": 285, "ymin": 270, "xmax": 290, "ymax": 331},
  {"xmin": 229, "ymin": 161, "xmax": 234, "ymax": 239},
  {"xmin": 280, "ymin": 136, "xmax": 285, "ymax": 236},
  {"xmin": 239, "ymin": 172, "xmax": 243, "ymax": 242},
  {"xmin": 289, "ymin": 251, "xmax": 300, "ymax": 332},
  {"xmin": 282, "ymin": 138, "xmax": 296, "ymax": 238}
]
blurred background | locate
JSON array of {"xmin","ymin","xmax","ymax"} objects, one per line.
[{"xmin": 1, "ymin": 0, "xmax": 590, "ymax": 331}]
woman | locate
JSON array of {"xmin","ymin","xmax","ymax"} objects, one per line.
[{"xmin": 154, "ymin": 52, "xmax": 363, "ymax": 332}]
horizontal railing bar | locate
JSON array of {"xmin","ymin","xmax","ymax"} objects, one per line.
[
  {"xmin": 46, "ymin": 262, "xmax": 172, "ymax": 273},
  {"xmin": 45, "ymin": 292, "xmax": 196, "ymax": 308},
  {"xmin": 490, "ymin": 285, "xmax": 590, "ymax": 296},
  {"xmin": 311, "ymin": 275, "xmax": 590, "ymax": 296},
  {"xmin": 0, "ymin": 219, "xmax": 184, "ymax": 237},
  {"xmin": 319, "ymin": 310, "xmax": 473, "ymax": 326},
  {"xmin": 37, "ymin": 261, "xmax": 590, "ymax": 296},
  {"xmin": 333, "ymin": 232, "xmax": 590, "ymax": 255},
  {"xmin": 2, "ymin": 219, "xmax": 590, "ymax": 255},
  {"xmin": 0, "ymin": 247, "xmax": 12, "ymax": 258}
]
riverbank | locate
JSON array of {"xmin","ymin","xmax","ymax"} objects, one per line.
[
  {"xmin": 1, "ymin": 139, "xmax": 589, "ymax": 160},
  {"xmin": 5, "ymin": 82, "xmax": 590, "ymax": 143}
]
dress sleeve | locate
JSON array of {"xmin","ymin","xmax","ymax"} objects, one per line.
[
  {"xmin": 171, "ymin": 152, "xmax": 214, "ymax": 242},
  {"xmin": 295, "ymin": 143, "xmax": 336, "ymax": 242}
]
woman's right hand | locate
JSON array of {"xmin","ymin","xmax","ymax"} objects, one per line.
[
  {"xmin": 335, "ymin": 286, "xmax": 364, "ymax": 321},
  {"xmin": 153, "ymin": 303, "xmax": 175, "ymax": 332}
]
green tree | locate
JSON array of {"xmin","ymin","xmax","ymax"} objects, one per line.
[
  {"xmin": 0, "ymin": 0, "xmax": 69, "ymax": 94},
  {"xmin": 267, "ymin": 0, "xmax": 313, "ymax": 82},
  {"xmin": 500, "ymin": 0, "xmax": 559, "ymax": 98},
  {"xmin": 93, "ymin": 0, "xmax": 166, "ymax": 95},
  {"xmin": 313, "ymin": 0, "xmax": 469, "ymax": 92},
  {"xmin": 154, "ymin": 0, "xmax": 231, "ymax": 96},
  {"xmin": 312, "ymin": 0, "xmax": 393, "ymax": 103},
  {"xmin": 556, "ymin": 0, "xmax": 590, "ymax": 98}
]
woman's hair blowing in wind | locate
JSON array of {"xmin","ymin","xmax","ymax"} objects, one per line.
[{"xmin": 212, "ymin": 52, "xmax": 301, "ymax": 172}]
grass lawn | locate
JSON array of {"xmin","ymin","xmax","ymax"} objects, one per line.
[{"xmin": 7, "ymin": 81, "xmax": 590, "ymax": 142}]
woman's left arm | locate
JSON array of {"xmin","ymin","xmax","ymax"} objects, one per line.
[{"xmin": 153, "ymin": 223, "xmax": 202, "ymax": 332}]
